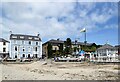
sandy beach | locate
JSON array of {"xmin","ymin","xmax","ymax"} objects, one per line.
[{"xmin": 0, "ymin": 61, "xmax": 119, "ymax": 80}]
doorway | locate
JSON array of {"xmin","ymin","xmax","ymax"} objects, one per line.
[
  {"xmin": 23, "ymin": 54, "xmax": 25, "ymax": 58},
  {"xmin": 35, "ymin": 54, "xmax": 37, "ymax": 58},
  {"xmin": 28, "ymin": 54, "xmax": 30, "ymax": 58}
]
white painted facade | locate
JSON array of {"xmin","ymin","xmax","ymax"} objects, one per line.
[
  {"xmin": 0, "ymin": 38, "xmax": 9, "ymax": 58},
  {"xmin": 10, "ymin": 34, "xmax": 42, "ymax": 59},
  {"xmin": 95, "ymin": 44, "xmax": 119, "ymax": 62}
]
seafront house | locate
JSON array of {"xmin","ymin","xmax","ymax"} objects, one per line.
[
  {"xmin": 10, "ymin": 34, "xmax": 42, "ymax": 59},
  {"xmin": 96, "ymin": 43, "xmax": 119, "ymax": 62},
  {"xmin": 42, "ymin": 39, "xmax": 97, "ymax": 58},
  {"xmin": 0, "ymin": 38, "xmax": 10, "ymax": 58},
  {"xmin": 42, "ymin": 39, "xmax": 64, "ymax": 58}
]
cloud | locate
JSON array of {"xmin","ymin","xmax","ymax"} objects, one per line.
[
  {"xmin": 104, "ymin": 24, "xmax": 118, "ymax": 29},
  {"xmin": 1, "ymin": 2, "xmax": 118, "ymax": 42}
]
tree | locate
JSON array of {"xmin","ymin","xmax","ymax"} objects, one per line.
[
  {"xmin": 47, "ymin": 43, "xmax": 53, "ymax": 58},
  {"xmin": 59, "ymin": 43, "xmax": 63, "ymax": 56},
  {"xmin": 91, "ymin": 46, "xmax": 96, "ymax": 52},
  {"xmin": 64, "ymin": 38, "xmax": 72, "ymax": 55}
]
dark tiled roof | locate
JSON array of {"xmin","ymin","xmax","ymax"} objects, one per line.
[
  {"xmin": 10, "ymin": 34, "xmax": 41, "ymax": 41},
  {"xmin": 43, "ymin": 39, "xmax": 94, "ymax": 46},
  {"xmin": 0, "ymin": 38, "xmax": 10, "ymax": 43},
  {"xmin": 49, "ymin": 39, "xmax": 64, "ymax": 43},
  {"xmin": 97, "ymin": 44, "xmax": 114, "ymax": 50},
  {"xmin": 43, "ymin": 39, "xmax": 64, "ymax": 45}
]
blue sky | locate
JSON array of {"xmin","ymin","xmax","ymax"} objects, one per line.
[{"xmin": 0, "ymin": 1, "xmax": 118, "ymax": 45}]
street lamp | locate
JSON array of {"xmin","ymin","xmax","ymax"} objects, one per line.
[
  {"xmin": 80, "ymin": 28, "xmax": 87, "ymax": 49},
  {"xmin": 80, "ymin": 28, "xmax": 87, "ymax": 60}
]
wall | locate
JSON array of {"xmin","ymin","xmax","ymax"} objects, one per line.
[
  {"xmin": 10, "ymin": 39, "xmax": 42, "ymax": 59},
  {"xmin": 0, "ymin": 42, "xmax": 9, "ymax": 53}
]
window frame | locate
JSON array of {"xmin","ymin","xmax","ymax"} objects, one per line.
[{"xmin": 3, "ymin": 48, "xmax": 6, "ymax": 52}]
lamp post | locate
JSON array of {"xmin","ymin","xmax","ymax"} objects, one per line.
[
  {"xmin": 84, "ymin": 30, "xmax": 87, "ymax": 52},
  {"xmin": 80, "ymin": 28, "xmax": 87, "ymax": 50},
  {"xmin": 80, "ymin": 28, "xmax": 87, "ymax": 60},
  {"xmin": 75, "ymin": 39, "xmax": 77, "ymax": 56}
]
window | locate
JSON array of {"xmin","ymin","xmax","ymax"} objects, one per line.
[
  {"xmin": 12, "ymin": 36, "xmax": 17, "ymax": 38},
  {"xmin": 28, "ymin": 37, "xmax": 32, "ymax": 39},
  {"xmin": 35, "ymin": 47, "xmax": 37, "ymax": 51},
  {"xmin": 55, "ymin": 47, "xmax": 57, "ymax": 50},
  {"xmin": 29, "ymin": 41, "xmax": 31, "ymax": 45},
  {"xmin": 23, "ymin": 54, "xmax": 25, "ymax": 57},
  {"xmin": 3, "ymin": 42, "xmax": 6, "ymax": 45},
  {"xmin": 22, "ymin": 41, "xmax": 24, "ymax": 44},
  {"xmin": 28, "ymin": 47, "xmax": 31, "ymax": 52},
  {"xmin": 35, "ymin": 54, "xmax": 37, "ymax": 58},
  {"xmin": 34, "ymin": 38, "xmax": 39, "ymax": 40},
  {"xmin": 14, "ymin": 40, "xmax": 16, "ymax": 44},
  {"xmin": 36, "ymin": 42, "xmax": 38, "ymax": 45},
  {"xmin": 15, "ymin": 46, "xmax": 17, "ymax": 51},
  {"xmin": 3, "ymin": 48, "xmax": 6, "ymax": 52},
  {"xmin": 28, "ymin": 54, "xmax": 30, "ymax": 58},
  {"xmin": 23, "ymin": 47, "xmax": 25, "ymax": 52},
  {"xmin": 20, "ymin": 36, "xmax": 24, "ymax": 39},
  {"xmin": 15, "ymin": 55, "xmax": 17, "ymax": 58}
]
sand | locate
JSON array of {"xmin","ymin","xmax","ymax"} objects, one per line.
[{"xmin": 0, "ymin": 61, "xmax": 119, "ymax": 80}]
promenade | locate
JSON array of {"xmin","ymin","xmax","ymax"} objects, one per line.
[{"xmin": 0, "ymin": 61, "xmax": 119, "ymax": 80}]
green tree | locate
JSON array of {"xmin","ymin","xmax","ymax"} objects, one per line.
[
  {"xmin": 91, "ymin": 46, "xmax": 96, "ymax": 52},
  {"xmin": 47, "ymin": 43, "xmax": 53, "ymax": 58},
  {"xmin": 59, "ymin": 43, "xmax": 63, "ymax": 56},
  {"xmin": 64, "ymin": 38, "xmax": 72, "ymax": 55}
]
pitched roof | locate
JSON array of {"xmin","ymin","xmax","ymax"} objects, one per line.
[
  {"xmin": 43, "ymin": 39, "xmax": 64, "ymax": 45},
  {"xmin": 97, "ymin": 44, "xmax": 114, "ymax": 50},
  {"xmin": 49, "ymin": 39, "xmax": 64, "ymax": 43},
  {"xmin": 0, "ymin": 38, "xmax": 10, "ymax": 43},
  {"xmin": 10, "ymin": 34, "xmax": 41, "ymax": 41},
  {"xmin": 43, "ymin": 39, "xmax": 94, "ymax": 46}
]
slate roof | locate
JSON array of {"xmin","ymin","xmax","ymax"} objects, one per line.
[
  {"xmin": 43, "ymin": 39, "xmax": 94, "ymax": 46},
  {"xmin": 49, "ymin": 39, "xmax": 64, "ymax": 44},
  {"xmin": 0, "ymin": 38, "xmax": 10, "ymax": 43},
  {"xmin": 97, "ymin": 44, "xmax": 114, "ymax": 50},
  {"xmin": 10, "ymin": 34, "xmax": 41, "ymax": 41}
]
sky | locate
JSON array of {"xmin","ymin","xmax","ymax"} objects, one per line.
[{"xmin": 0, "ymin": 0, "xmax": 118, "ymax": 46}]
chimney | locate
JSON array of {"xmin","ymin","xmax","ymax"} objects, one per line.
[
  {"xmin": 37, "ymin": 34, "xmax": 40, "ymax": 37},
  {"xmin": 10, "ymin": 31, "xmax": 12, "ymax": 34},
  {"xmin": 37, "ymin": 32, "xmax": 40, "ymax": 37},
  {"xmin": 57, "ymin": 38, "xmax": 60, "ymax": 41}
]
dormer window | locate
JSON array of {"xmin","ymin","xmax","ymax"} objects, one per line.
[
  {"xmin": 28, "ymin": 37, "xmax": 32, "ymax": 39},
  {"xmin": 34, "ymin": 38, "xmax": 39, "ymax": 40},
  {"xmin": 12, "ymin": 36, "xmax": 17, "ymax": 38},
  {"xmin": 20, "ymin": 36, "xmax": 24, "ymax": 39}
]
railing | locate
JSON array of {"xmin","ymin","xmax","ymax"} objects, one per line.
[{"xmin": 90, "ymin": 56, "xmax": 120, "ymax": 62}]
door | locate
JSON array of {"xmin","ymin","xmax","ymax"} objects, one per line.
[
  {"xmin": 35, "ymin": 54, "xmax": 37, "ymax": 58},
  {"xmin": 28, "ymin": 54, "xmax": 30, "ymax": 58}
]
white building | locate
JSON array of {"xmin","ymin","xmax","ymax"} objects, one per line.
[
  {"xmin": 10, "ymin": 34, "xmax": 42, "ymax": 59},
  {"xmin": 96, "ymin": 43, "xmax": 118, "ymax": 62},
  {"xmin": 0, "ymin": 38, "xmax": 9, "ymax": 58}
]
